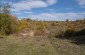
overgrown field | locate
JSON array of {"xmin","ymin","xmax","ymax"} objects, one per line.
[{"xmin": 0, "ymin": 35, "xmax": 85, "ymax": 55}]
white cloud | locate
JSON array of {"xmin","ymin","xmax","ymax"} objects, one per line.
[
  {"xmin": 23, "ymin": 12, "xmax": 33, "ymax": 14},
  {"xmin": 27, "ymin": 12, "xmax": 85, "ymax": 21},
  {"xmin": 10, "ymin": 0, "xmax": 57, "ymax": 11},
  {"xmin": 11, "ymin": 9, "xmax": 19, "ymax": 12},
  {"xmin": 13, "ymin": 12, "xmax": 22, "ymax": 15},
  {"xmin": 12, "ymin": 11, "xmax": 33, "ymax": 16},
  {"xmin": 1, "ymin": 0, "xmax": 57, "ymax": 12},
  {"xmin": 12, "ymin": 0, "xmax": 48, "ymax": 11},
  {"xmin": 47, "ymin": 0, "xmax": 57, "ymax": 5},
  {"xmin": 76, "ymin": 0, "xmax": 85, "ymax": 7}
]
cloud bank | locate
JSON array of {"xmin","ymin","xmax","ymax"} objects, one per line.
[
  {"xmin": 22, "ymin": 12, "xmax": 85, "ymax": 21},
  {"xmin": 76, "ymin": 0, "xmax": 85, "ymax": 8},
  {"xmin": 11, "ymin": 0, "xmax": 57, "ymax": 11}
]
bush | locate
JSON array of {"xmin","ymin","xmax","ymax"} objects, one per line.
[
  {"xmin": 37, "ymin": 21, "xmax": 46, "ymax": 30},
  {"xmin": 0, "ymin": 14, "xmax": 18, "ymax": 35},
  {"xmin": 64, "ymin": 29, "xmax": 76, "ymax": 37},
  {"xmin": 18, "ymin": 19, "xmax": 28, "ymax": 32},
  {"xmin": 54, "ymin": 30, "xmax": 75, "ymax": 39}
]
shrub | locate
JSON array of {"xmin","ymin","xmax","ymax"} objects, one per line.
[
  {"xmin": 0, "ymin": 14, "xmax": 18, "ymax": 35},
  {"xmin": 64, "ymin": 29, "xmax": 76, "ymax": 37},
  {"xmin": 18, "ymin": 19, "xmax": 28, "ymax": 32},
  {"xmin": 37, "ymin": 21, "xmax": 46, "ymax": 30},
  {"xmin": 0, "ymin": 3, "xmax": 19, "ymax": 35}
]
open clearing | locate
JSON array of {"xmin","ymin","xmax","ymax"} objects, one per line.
[{"xmin": 0, "ymin": 35, "xmax": 85, "ymax": 55}]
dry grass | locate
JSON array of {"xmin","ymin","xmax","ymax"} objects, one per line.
[
  {"xmin": 49, "ymin": 37, "xmax": 85, "ymax": 55},
  {"xmin": 0, "ymin": 35, "xmax": 60, "ymax": 55},
  {"xmin": 0, "ymin": 34, "xmax": 85, "ymax": 55}
]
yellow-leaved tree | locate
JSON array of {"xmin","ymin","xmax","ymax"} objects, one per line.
[
  {"xmin": 18, "ymin": 19, "xmax": 28, "ymax": 32},
  {"xmin": 37, "ymin": 21, "xmax": 46, "ymax": 30}
]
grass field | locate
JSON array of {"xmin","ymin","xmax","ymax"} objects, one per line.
[{"xmin": 0, "ymin": 35, "xmax": 85, "ymax": 55}]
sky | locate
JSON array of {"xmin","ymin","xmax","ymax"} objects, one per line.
[{"xmin": 0, "ymin": 0, "xmax": 85, "ymax": 21}]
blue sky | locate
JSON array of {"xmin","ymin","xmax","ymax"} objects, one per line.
[{"xmin": 0, "ymin": 0, "xmax": 85, "ymax": 21}]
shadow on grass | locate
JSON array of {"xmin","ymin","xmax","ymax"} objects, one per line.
[
  {"xmin": 70, "ymin": 35, "xmax": 85, "ymax": 45},
  {"xmin": 56, "ymin": 29, "xmax": 85, "ymax": 45}
]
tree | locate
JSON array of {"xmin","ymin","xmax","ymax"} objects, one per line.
[
  {"xmin": 18, "ymin": 19, "xmax": 28, "ymax": 32},
  {"xmin": 66, "ymin": 19, "xmax": 69, "ymax": 23},
  {"xmin": 0, "ymin": 3, "xmax": 18, "ymax": 35},
  {"xmin": 25, "ymin": 18, "xmax": 32, "ymax": 22},
  {"xmin": 84, "ymin": 18, "xmax": 85, "ymax": 20},
  {"xmin": 0, "ymin": 5, "xmax": 1, "ymax": 13},
  {"xmin": 0, "ymin": 14, "xmax": 18, "ymax": 35},
  {"xmin": 2, "ymin": 3, "xmax": 10, "ymax": 14},
  {"xmin": 37, "ymin": 21, "xmax": 46, "ymax": 30}
]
